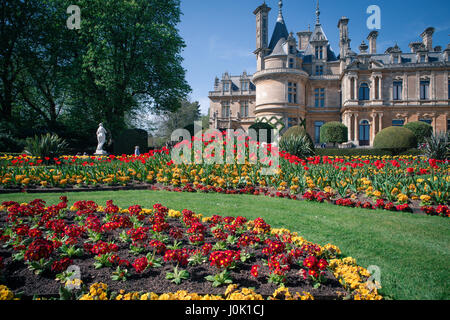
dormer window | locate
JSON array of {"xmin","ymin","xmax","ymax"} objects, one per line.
[
  {"xmin": 289, "ymin": 45, "xmax": 295, "ymax": 55},
  {"xmin": 315, "ymin": 65, "xmax": 324, "ymax": 75},
  {"xmin": 419, "ymin": 54, "xmax": 426, "ymax": 63},
  {"xmin": 315, "ymin": 46, "xmax": 324, "ymax": 60},
  {"xmin": 241, "ymin": 81, "xmax": 249, "ymax": 91},
  {"xmin": 223, "ymin": 82, "xmax": 230, "ymax": 92},
  {"xmin": 393, "ymin": 55, "xmax": 400, "ymax": 64},
  {"xmin": 289, "ymin": 58, "xmax": 294, "ymax": 68}
]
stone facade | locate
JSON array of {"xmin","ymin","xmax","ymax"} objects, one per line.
[{"xmin": 208, "ymin": 1, "xmax": 450, "ymax": 146}]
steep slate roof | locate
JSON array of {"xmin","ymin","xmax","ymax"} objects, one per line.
[
  {"xmin": 301, "ymin": 24, "xmax": 338, "ymax": 62},
  {"xmin": 268, "ymin": 18, "xmax": 289, "ymax": 51}
]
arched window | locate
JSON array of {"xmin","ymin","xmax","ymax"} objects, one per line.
[{"xmin": 359, "ymin": 83, "xmax": 370, "ymax": 101}]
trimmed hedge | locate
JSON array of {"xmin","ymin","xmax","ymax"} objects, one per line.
[
  {"xmin": 320, "ymin": 122, "xmax": 348, "ymax": 146},
  {"xmin": 373, "ymin": 126, "xmax": 417, "ymax": 155},
  {"xmin": 404, "ymin": 121, "xmax": 433, "ymax": 144},
  {"xmin": 315, "ymin": 148, "xmax": 422, "ymax": 157}
]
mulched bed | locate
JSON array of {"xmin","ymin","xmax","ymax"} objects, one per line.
[{"xmin": 0, "ymin": 202, "xmax": 346, "ymax": 300}]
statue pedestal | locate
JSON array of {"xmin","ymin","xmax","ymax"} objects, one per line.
[{"xmin": 94, "ymin": 150, "xmax": 108, "ymax": 156}]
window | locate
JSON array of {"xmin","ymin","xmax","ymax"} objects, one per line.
[
  {"xmin": 392, "ymin": 119, "xmax": 405, "ymax": 127},
  {"xmin": 289, "ymin": 45, "xmax": 295, "ymax": 55},
  {"xmin": 240, "ymin": 101, "xmax": 248, "ymax": 118},
  {"xmin": 359, "ymin": 83, "xmax": 370, "ymax": 101},
  {"xmin": 314, "ymin": 121, "xmax": 325, "ymax": 144},
  {"xmin": 315, "ymin": 65, "xmax": 323, "ymax": 75},
  {"xmin": 393, "ymin": 81, "xmax": 403, "ymax": 100},
  {"xmin": 420, "ymin": 55, "xmax": 426, "ymax": 63},
  {"xmin": 289, "ymin": 58, "xmax": 294, "ymax": 69},
  {"xmin": 420, "ymin": 80, "xmax": 430, "ymax": 100},
  {"xmin": 223, "ymin": 82, "xmax": 230, "ymax": 92},
  {"xmin": 241, "ymin": 81, "xmax": 249, "ymax": 91},
  {"xmin": 288, "ymin": 118, "xmax": 298, "ymax": 128},
  {"xmin": 359, "ymin": 120, "xmax": 370, "ymax": 146},
  {"xmin": 447, "ymin": 119, "xmax": 450, "ymax": 132},
  {"xmin": 448, "ymin": 79, "xmax": 450, "ymax": 99},
  {"xmin": 419, "ymin": 119, "xmax": 432, "ymax": 125},
  {"xmin": 315, "ymin": 46, "xmax": 323, "ymax": 60},
  {"xmin": 314, "ymin": 88, "xmax": 325, "ymax": 107},
  {"xmin": 221, "ymin": 101, "xmax": 230, "ymax": 118},
  {"xmin": 393, "ymin": 55, "xmax": 400, "ymax": 64},
  {"xmin": 288, "ymin": 82, "xmax": 297, "ymax": 103},
  {"xmin": 350, "ymin": 78, "xmax": 355, "ymax": 100}
]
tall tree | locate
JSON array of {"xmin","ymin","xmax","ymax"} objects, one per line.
[
  {"xmin": 0, "ymin": 0, "xmax": 40, "ymax": 122},
  {"xmin": 73, "ymin": 0, "xmax": 191, "ymax": 137},
  {"xmin": 17, "ymin": 0, "xmax": 78, "ymax": 131}
]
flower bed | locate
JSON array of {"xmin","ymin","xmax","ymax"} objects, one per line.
[
  {"xmin": 0, "ymin": 133, "xmax": 448, "ymax": 217},
  {"xmin": 0, "ymin": 197, "xmax": 382, "ymax": 300}
]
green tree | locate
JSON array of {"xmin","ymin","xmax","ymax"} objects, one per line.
[
  {"xmin": 0, "ymin": 0, "xmax": 41, "ymax": 122},
  {"xmin": 156, "ymin": 99, "xmax": 201, "ymax": 140},
  {"xmin": 73, "ymin": 0, "xmax": 191, "ymax": 137},
  {"xmin": 320, "ymin": 122, "xmax": 348, "ymax": 147}
]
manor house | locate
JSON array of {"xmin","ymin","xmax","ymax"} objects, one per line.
[{"xmin": 208, "ymin": 0, "xmax": 450, "ymax": 146}]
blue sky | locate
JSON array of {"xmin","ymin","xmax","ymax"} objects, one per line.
[{"xmin": 178, "ymin": 0, "xmax": 450, "ymax": 115}]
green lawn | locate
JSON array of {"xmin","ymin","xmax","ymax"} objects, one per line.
[{"xmin": 1, "ymin": 190, "xmax": 449, "ymax": 300}]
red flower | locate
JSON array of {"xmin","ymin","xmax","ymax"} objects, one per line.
[
  {"xmin": 251, "ymin": 265, "xmax": 260, "ymax": 278},
  {"xmin": 51, "ymin": 258, "xmax": 73, "ymax": 273},
  {"xmin": 132, "ymin": 257, "xmax": 148, "ymax": 273}
]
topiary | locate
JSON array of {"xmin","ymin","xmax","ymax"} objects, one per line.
[
  {"xmin": 319, "ymin": 122, "xmax": 348, "ymax": 147},
  {"xmin": 373, "ymin": 126, "xmax": 417, "ymax": 155},
  {"xmin": 280, "ymin": 125, "xmax": 314, "ymax": 149},
  {"xmin": 249, "ymin": 122, "xmax": 274, "ymax": 143},
  {"xmin": 404, "ymin": 121, "xmax": 433, "ymax": 144}
]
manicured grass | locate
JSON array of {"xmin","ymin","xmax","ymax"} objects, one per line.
[{"xmin": 1, "ymin": 190, "xmax": 449, "ymax": 300}]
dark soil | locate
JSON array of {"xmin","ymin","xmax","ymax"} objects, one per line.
[{"xmin": 0, "ymin": 208, "xmax": 345, "ymax": 300}]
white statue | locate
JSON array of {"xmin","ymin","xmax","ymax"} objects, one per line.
[{"xmin": 95, "ymin": 123, "xmax": 108, "ymax": 155}]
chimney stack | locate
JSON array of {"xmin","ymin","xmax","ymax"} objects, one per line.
[
  {"xmin": 367, "ymin": 31, "xmax": 378, "ymax": 54},
  {"xmin": 420, "ymin": 27, "xmax": 435, "ymax": 51},
  {"xmin": 297, "ymin": 31, "xmax": 312, "ymax": 51}
]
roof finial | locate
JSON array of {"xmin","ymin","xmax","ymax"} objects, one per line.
[
  {"xmin": 316, "ymin": 0, "xmax": 321, "ymax": 25},
  {"xmin": 277, "ymin": 0, "xmax": 283, "ymax": 22}
]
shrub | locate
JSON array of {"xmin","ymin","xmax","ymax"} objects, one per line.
[
  {"xmin": 404, "ymin": 121, "xmax": 433, "ymax": 144},
  {"xmin": 420, "ymin": 131, "xmax": 449, "ymax": 160},
  {"xmin": 373, "ymin": 126, "xmax": 417, "ymax": 155},
  {"xmin": 249, "ymin": 122, "xmax": 274, "ymax": 143},
  {"xmin": 24, "ymin": 133, "xmax": 68, "ymax": 160},
  {"xmin": 280, "ymin": 125, "xmax": 314, "ymax": 148},
  {"xmin": 319, "ymin": 122, "xmax": 348, "ymax": 147},
  {"xmin": 0, "ymin": 133, "xmax": 24, "ymax": 153},
  {"xmin": 114, "ymin": 129, "xmax": 148, "ymax": 155},
  {"xmin": 279, "ymin": 134, "xmax": 315, "ymax": 159}
]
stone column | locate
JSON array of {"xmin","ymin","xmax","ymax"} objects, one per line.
[
  {"xmin": 378, "ymin": 113, "xmax": 383, "ymax": 133},
  {"xmin": 354, "ymin": 113, "xmax": 359, "ymax": 145},
  {"xmin": 371, "ymin": 113, "xmax": 377, "ymax": 145}
]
